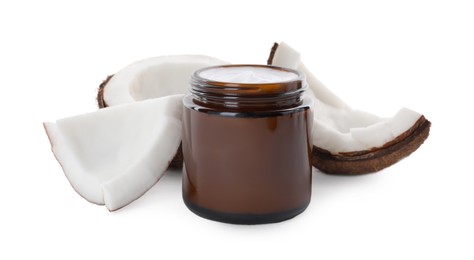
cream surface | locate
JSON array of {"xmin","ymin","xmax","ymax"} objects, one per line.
[{"xmin": 199, "ymin": 66, "xmax": 299, "ymax": 84}]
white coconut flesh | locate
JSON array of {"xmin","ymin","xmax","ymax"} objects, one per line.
[
  {"xmin": 44, "ymin": 95, "xmax": 184, "ymax": 211},
  {"xmin": 270, "ymin": 42, "xmax": 423, "ymax": 154},
  {"xmin": 102, "ymin": 55, "xmax": 227, "ymax": 107}
]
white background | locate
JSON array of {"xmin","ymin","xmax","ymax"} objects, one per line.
[{"xmin": 1, "ymin": 0, "xmax": 473, "ymax": 259}]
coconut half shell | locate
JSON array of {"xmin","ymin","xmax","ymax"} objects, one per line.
[{"xmin": 268, "ymin": 42, "xmax": 431, "ymax": 175}]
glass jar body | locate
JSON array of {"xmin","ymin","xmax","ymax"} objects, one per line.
[{"xmin": 182, "ymin": 65, "xmax": 313, "ymax": 224}]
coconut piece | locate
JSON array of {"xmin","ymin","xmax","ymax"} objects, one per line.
[
  {"xmin": 97, "ymin": 55, "xmax": 227, "ymax": 169},
  {"xmin": 97, "ymin": 55, "xmax": 227, "ymax": 108},
  {"xmin": 268, "ymin": 42, "xmax": 431, "ymax": 174},
  {"xmin": 44, "ymin": 95, "xmax": 184, "ymax": 211}
]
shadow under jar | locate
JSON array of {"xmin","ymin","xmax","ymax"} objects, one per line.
[{"xmin": 182, "ymin": 64, "xmax": 313, "ymax": 224}]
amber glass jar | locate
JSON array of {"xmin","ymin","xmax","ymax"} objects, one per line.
[{"xmin": 182, "ymin": 64, "xmax": 313, "ymax": 224}]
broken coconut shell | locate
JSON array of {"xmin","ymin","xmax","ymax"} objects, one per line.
[
  {"xmin": 45, "ymin": 95, "xmax": 184, "ymax": 211},
  {"xmin": 313, "ymin": 116, "xmax": 431, "ymax": 175},
  {"xmin": 97, "ymin": 55, "xmax": 227, "ymax": 169},
  {"xmin": 268, "ymin": 42, "xmax": 431, "ymax": 175}
]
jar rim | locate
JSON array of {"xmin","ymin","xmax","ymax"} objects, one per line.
[{"xmin": 191, "ymin": 64, "xmax": 306, "ymax": 97}]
